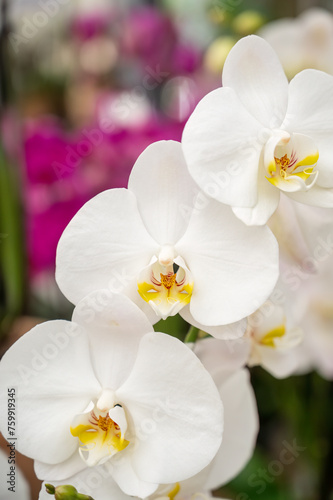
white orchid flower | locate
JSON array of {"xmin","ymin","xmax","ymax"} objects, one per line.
[
  {"xmin": 203, "ymin": 291, "xmax": 304, "ymax": 379},
  {"xmin": 0, "ymin": 292, "xmax": 223, "ymax": 499},
  {"xmin": 294, "ymin": 255, "xmax": 333, "ymax": 379},
  {"xmin": 38, "ymin": 333, "xmax": 258, "ymax": 500},
  {"xmin": 259, "ymin": 8, "xmax": 333, "ymax": 79},
  {"xmin": 56, "ymin": 140, "xmax": 279, "ymax": 339},
  {"xmin": 245, "ymin": 300, "xmax": 304, "ymax": 378},
  {"xmin": 182, "ymin": 35, "xmax": 333, "ymax": 226}
]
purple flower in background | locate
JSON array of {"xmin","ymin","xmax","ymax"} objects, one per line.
[
  {"xmin": 23, "ymin": 118, "xmax": 89, "ymax": 277},
  {"xmin": 22, "ymin": 112, "xmax": 185, "ymax": 278},
  {"xmin": 27, "ymin": 198, "xmax": 86, "ymax": 276},
  {"xmin": 71, "ymin": 9, "xmax": 115, "ymax": 41},
  {"xmin": 24, "ymin": 118, "xmax": 75, "ymax": 185},
  {"xmin": 172, "ymin": 43, "xmax": 202, "ymax": 75},
  {"xmin": 120, "ymin": 6, "xmax": 178, "ymax": 72}
]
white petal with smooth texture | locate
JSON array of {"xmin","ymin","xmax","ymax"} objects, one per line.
[
  {"xmin": 222, "ymin": 35, "xmax": 288, "ymax": 128},
  {"xmin": 72, "ymin": 290, "xmax": 154, "ymax": 390},
  {"xmin": 287, "ymin": 200, "xmax": 333, "ymax": 263},
  {"xmin": 0, "ymin": 321, "xmax": 100, "ymax": 466},
  {"xmin": 117, "ymin": 333, "xmax": 223, "ymax": 485},
  {"xmin": 259, "ymin": 19, "xmax": 305, "ymax": 79},
  {"xmin": 193, "ymin": 337, "xmax": 250, "ymax": 376},
  {"xmin": 56, "ymin": 189, "xmax": 159, "ymax": 305},
  {"xmin": 282, "ymin": 69, "xmax": 333, "ymax": 188},
  {"xmin": 232, "ymin": 162, "xmax": 280, "ymax": 225},
  {"xmin": 182, "ymin": 88, "xmax": 263, "ymax": 207},
  {"xmin": 187, "ymin": 340, "xmax": 257, "ymax": 489},
  {"xmin": 128, "ymin": 141, "xmax": 199, "ymax": 245},
  {"xmin": 180, "ymin": 305, "xmax": 247, "ymax": 340},
  {"xmin": 38, "ymin": 466, "xmax": 131, "ymax": 500},
  {"xmin": 287, "ymin": 184, "xmax": 333, "ymax": 207},
  {"xmin": 176, "ymin": 199, "xmax": 279, "ymax": 325},
  {"xmin": 110, "ymin": 449, "xmax": 159, "ymax": 498},
  {"xmin": 35, "ymin": 452, "xmax": 86, "ymax": 482},
  {"xmin": 204, "ymin": 369, "xmax": 258, "ymax": 489}
]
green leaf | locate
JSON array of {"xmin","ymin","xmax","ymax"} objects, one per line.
[{"xmin": 0, "ymin": 145, "xmax": 26, "ymax": 339}]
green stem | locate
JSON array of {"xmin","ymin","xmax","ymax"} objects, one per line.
[{"xmin": 184, "ymin": 326, "xmax": 200, "ymax": 344}]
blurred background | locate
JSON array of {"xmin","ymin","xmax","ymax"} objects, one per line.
[{"xmin": 1, "ymin": 0, "xmax": 333, "ymax": 499}]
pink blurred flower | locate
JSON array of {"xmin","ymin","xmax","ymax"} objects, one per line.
[
  {"xmin": 121, "ymin": 6, "xmax": 177, "ymax": 71},
  {"xmin": 120, "ymin": 6, "xmax": 201, "ymax": 77},
  {"xmin": 71, "ymin": 10, "xmax": 115, "ymax": 41},
  {"xmin": 23, "ymin": 118, "xmax": 89, "ymax": 277},
  {"xmin": 22, "ymin": 112, "xmax": 184, "ymax": 279}
]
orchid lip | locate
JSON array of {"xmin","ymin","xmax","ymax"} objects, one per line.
[
  {"xmin": 264, "ymin": 132, "xmax": 319, "ymax": 193},
  {"xmin": 70, "ymin": 402, "xmax": 129, "ymax": 467},
  {"xmin": 137, "ymin": 255, "xmax": 194, "ymax": 319}
]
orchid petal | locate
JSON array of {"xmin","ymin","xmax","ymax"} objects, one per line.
[
  {"xmin": 180, "ymin": 306, "xmax": 247, "ymax": 340},
  {"xmin": 259, "ymin": 19, "xmax": 304, "ymax": 79},
  {"xmin": 283, "ymin": 69, "xmax": 333, "ymax": 188},
  {"xmin": 72, "ymin": 290, "xmax": 153, "ymax": 390},
  {"xmin": 56, "ymin": 189, "xmax": 159, "ymax": 305},
  {"xmin": 128, "ymin": 141, "xmax": 199, "ymax": 245},
  {"xmin": 284, "ymin": 200, "xmax": 333, "ymax": 264},
  {"xmin": 0, "ymin": 321, "xmax": 100, "ymax": 465},
  {"xmin": 176, "ymin": 200, "xmax": 279, "ymax": 325},
  {"xmin": 35, "ymin": 453, "xmax": 86, "ymax": 482},
  {"xmin": 204, "ymin": 369, "xmax": 258, "ymax": 488},
  {"xmin": 38, "ymin": 467, "xmax": 131, "ymax": 500},
  {"xmin": 232, "ymin": 162, "xmax": 280, "ymax": 225},
  {"xmin": 193, "ymin": 337, "xmax": 250, "ymax": 375},
  {"xmin": 222, "ymin": 35, "xmax": 288, "ymax": 128},
  {"xmin": 110, "ymin": 449, "xmax": 159, "ymax": 498},
  {"xmin": 182, "ymin": 88, "xmax": 263, "ymax": 207},
  {"xmin": 117, "ymin": 333, "xmax": 223, "ymax": 484},
  {"xmin": 287, "ymin": 184, "xmax": 333, "ymax": 207}
]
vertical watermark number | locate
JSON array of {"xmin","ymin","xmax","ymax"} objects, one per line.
[{"xmin": 7, "ymin": 388, "xmax": 17, "ymax": 493}]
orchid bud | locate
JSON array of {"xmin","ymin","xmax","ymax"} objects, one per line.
[{"xmin": 45, "ymin": 484, "xmax": 94, "ymax": 500}]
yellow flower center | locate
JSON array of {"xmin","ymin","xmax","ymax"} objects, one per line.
[
  {"xmin": 71, "ymin": 405, "xmax": 129, "ymax": 467},
  {"xmin": 94, "ymin": 412, "xmax": 119, "ymax": 433},
  {"xmin": 275, "ymin": 153, "xmax": 290, "ymax": 171},
  {"xmin": 160, "ymin": 272, "xmax": 177, "ymax": 290},
  {"xmin": 264, "ymin": 132, "xmax": 319, "ymax": 192},
  {"xmin": 137, "ymin": 257, "xmax": 194, "ymax": 320}
]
